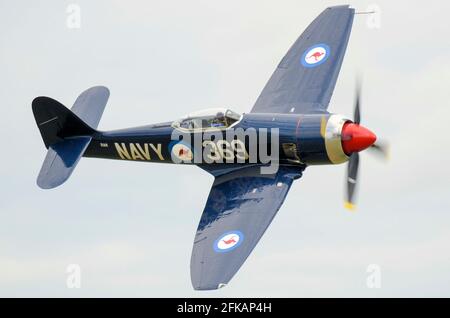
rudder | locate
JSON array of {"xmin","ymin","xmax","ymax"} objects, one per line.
[{"xmin": 32, "ymin": 97, "xmax": 96, "ymax": 148}]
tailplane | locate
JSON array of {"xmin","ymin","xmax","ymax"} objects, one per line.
[{"xmin": 32, "ymin": 86, "xmax": 110, "ymax": 189}]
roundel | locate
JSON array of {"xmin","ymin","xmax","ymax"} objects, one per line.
[
  {"xmin": 301, "ymin": 44, "xmax": 330, "ymax": 68},
  {"xmin": 170, "ymin": 141, "xmax": 193, "ymax": 162},
  {"xmin": 213, "ymin": 231, "xmax": 244, "ymax": 253}
]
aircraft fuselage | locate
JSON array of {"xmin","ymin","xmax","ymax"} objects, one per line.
[{"xmin": 83, "ymin": 113, "xmax": 351, "ymax": 170}]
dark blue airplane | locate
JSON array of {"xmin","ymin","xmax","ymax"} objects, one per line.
[{"xmin": 32, "ymin": 6, "xmax": 387, "ymax": 290}]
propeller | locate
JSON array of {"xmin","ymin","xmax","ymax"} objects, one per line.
[
  {"xmin": 345, "ymin": 152, "xmax": 359, "ymax": 210},
  {"xmin": 343, "ymin": 79, "xmax": 389, "ymax": 211},
  {"xmin": 368, "ymin": 141, "xmax": 390, "ymax": 160},
  {"xmin": 353, "ymin": 80, "xmax": 361, "ymax": 125}
]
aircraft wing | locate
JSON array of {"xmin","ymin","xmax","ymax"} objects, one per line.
[
  {"xmin": 190, "ymin": 166, "xmax": 302, "ymax": 290},
  {"xmin": 251, "ymin": 5, "xmax": 354, "ymax": 114}
]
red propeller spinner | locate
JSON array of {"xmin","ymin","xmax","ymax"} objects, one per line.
[{"xmin": 341, "ymin": 122, "xmax": 377, "ymax": 155}]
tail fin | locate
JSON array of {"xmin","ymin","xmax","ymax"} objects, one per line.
[
  {"xmin": 32, "ymin": 96, "xmax": 96, "ymax": 148},
  {"xmin": 32, "ymin": 86, "xmax": 110, "ymax": 189}
]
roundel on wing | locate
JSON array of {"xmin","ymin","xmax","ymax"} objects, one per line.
[{"xmin": 213, "ymin": 231, "xmax": 244, "ymax": 253}]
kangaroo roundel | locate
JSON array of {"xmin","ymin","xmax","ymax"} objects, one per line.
[
  {"xmin": 214, "ymin": 231, "xmax": 244, "ymax": 253},
  {"xmin": 301, "ymin": 44, "xmax": 330, "ymax": 67},
  {"xmin": 170, "ymin": 141, "xmax": 193, "ymax": 162}
]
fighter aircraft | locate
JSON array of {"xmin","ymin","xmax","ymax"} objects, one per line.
[{"xmin": 32, "ymin": 5, "xmax": 387, "ymax": 290}]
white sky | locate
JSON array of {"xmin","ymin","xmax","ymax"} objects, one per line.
[{"xmin": 1, "ymin": 0, "xmax": 450, "ymax": 297}]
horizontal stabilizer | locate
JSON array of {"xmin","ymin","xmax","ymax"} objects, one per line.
[
  {"xmin": 37, "ymin": 137, "xmax": 91, "ymax": 189},
  {"xmin": 71, "ymin": 86, "xmax": 109, "ymax": 129}
]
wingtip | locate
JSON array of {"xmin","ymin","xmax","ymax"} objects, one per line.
[
  {"xmin": 36, "ymin": 177, "xmax": 63, "ymax": 190},
  {"xmin": 327, "ymin": 4, "xmax": 352, "ymax": 11},
  {"xmin": 192, "ymin": 282, "xmax": 228, "ymax": 291}
]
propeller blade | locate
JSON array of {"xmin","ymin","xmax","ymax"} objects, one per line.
[
  {"xmin": 344, "ymin": 152, "xmax": 359, "ymax": 211},
  {"xmin": 369, "ymin": 141, "xmax": 390, "ymax": 160},
  {"xmin": 354, "ymin": 80, "xmax": 361, "ymax": 124}
]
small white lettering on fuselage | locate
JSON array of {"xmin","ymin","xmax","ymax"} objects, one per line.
[{"xmin": 114, "ymin": 143, "xmax": 164, "ymax": 161}]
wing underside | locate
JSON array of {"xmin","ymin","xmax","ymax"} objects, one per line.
[
  {"xmin": 251, "ymin": 5, "xmax": 354, "ymax": 114},
  {"xmin": 190, "ymin": 166, "xmax": 302, "ymax": 290}
]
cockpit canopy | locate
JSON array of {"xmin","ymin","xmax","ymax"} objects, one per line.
[{"xmin": 172, "ymin": 108, "xmax": 241, "ymax": 131}]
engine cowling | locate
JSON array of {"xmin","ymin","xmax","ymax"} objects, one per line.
[{"xmin": 296, "ymin": 114, "xmax": 350, "ymax": 165}]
